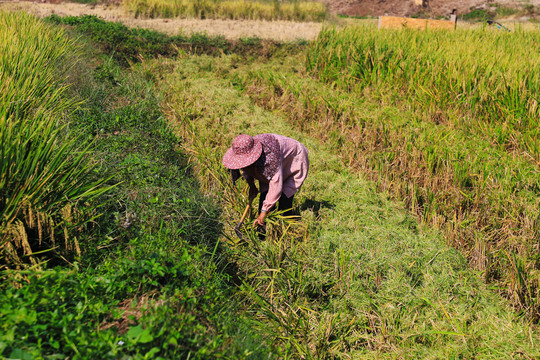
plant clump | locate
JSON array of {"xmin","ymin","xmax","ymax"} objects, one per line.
[{"xmin": 0, "ymin": 11, "xmax": 110, "ymax": 267}]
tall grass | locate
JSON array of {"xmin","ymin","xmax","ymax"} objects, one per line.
[
  {"xmin": 123, "ymin": 0, "xmax": 328, "ymax": 22},
  {"xmin": 0, "ymin": 11, "xmax": 109, "ymax": 266}
]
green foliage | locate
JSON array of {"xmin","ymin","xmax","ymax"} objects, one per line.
[
  {"xmin": 0, "ymin": 242, "xmax": 259, "ymax": 359},
  {"xmin": 0, "ymin": 11, "xmax": 111, "ymax": 266},
  {"xmin": 461, "ymin": 8, "xmax": 493, "ymax": 21},
  {"xmin": 46, "ymin": 14, "xmax": 305, "ymax": 66}
]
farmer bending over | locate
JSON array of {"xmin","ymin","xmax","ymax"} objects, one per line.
[{"xmin": 222, "ymin": 133, "xmax": 309, "ymax": 228}]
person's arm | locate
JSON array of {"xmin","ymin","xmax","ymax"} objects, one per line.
[
  {"xmin": 246, "ymin": 176, "xmax": 259, "ymax": 202},
  {"xmin": 230, "ymin": 169, "xmax": 241, "ymax": 183},
  {"xmin": 253, "ymin": 167, "xmax": 283, "ymax": 227}
]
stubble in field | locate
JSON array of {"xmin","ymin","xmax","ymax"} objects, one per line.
[{"xmin": 0, "ymin": 1, "xmax": 323, "ymax": 40}]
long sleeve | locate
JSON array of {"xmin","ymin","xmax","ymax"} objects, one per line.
[{"xmin": 261, "ymin": 163, "xmax": 283, "ymax": 212}]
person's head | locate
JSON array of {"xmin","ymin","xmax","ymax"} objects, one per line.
[{"xmin": 222, "ymin": 134, "xmax": 262, "ymax": 170}]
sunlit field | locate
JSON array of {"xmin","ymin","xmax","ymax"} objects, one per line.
[{"xmin": 1, "ymin": 8, "xmax": 540, "ymax": 359}]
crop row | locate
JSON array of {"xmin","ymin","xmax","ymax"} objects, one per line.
[{"xmin": 124, "ymin": 0, "xmax": 328, "ymax": 22}]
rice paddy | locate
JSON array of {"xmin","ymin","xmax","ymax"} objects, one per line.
[
  {"xmin": 124, "ymin": 0, "xmax": 328, "ymax": 22},
  {"xmin": 0, "ymin": 11, "xmax": 110, "ymax": 267},
  {"xmin": 2, "ymin": 7, "xmax": 540, "ymax": 359}
]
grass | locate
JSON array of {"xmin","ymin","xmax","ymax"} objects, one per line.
[
  {"xmin": 123, "ymin": 0, "xmax": 328, "ymax": 22},
  {"xmin": 3, "ymin": 12, "xmax": 540, "ymax": 359},
  {"xmin": 155, "ymin": 52, "xmax": 540, "ymax": 358},
  {"xmin": 1, "ymin": 13, "xmax": 271, "ymax": 359}
]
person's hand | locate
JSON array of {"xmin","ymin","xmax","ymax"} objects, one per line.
[
  {"xmin": 253, "ymin": 211, "xmax": 266, "ymax": 228},
  {"xmin": 248, "ymin": 185, "xmax": 259, "ymax": 202}
]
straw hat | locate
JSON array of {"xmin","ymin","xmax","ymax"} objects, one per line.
[{"xmin": 222, "ymin": 134, "xmax": 263, "ymax": 169}]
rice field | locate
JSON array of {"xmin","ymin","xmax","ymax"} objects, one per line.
[
  {"xmin": 157, "ymin": 50, "xmax": 540, "ymax": 358},
  {"xmin": 227, "ymin": 24, "xmax": 540, "ymax": 319},
  {"xmin": 3, "ymin": 8, "xmax": 540, "ymax": 359},
  {"xmin": 124, "ymin": 0, "xmax": 328, "ymax": 21},
  {"xmin": 304, "ymin": 26, "xmax": 540, "ymax": 318},
  {"xmin": 0, "ymin": 11, "xmax": 109, "ymax": 266}
]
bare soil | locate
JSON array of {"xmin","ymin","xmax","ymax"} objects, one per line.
[{"xmin": 325, "ymin": 0, "xmax": 540, "ymax": 18}]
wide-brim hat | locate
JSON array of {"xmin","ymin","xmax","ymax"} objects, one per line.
[{"xmin": 222, "ymin": 134, "xmax": 263, "ymax": 169}]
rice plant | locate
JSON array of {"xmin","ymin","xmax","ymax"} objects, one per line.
[
  {"xmin": 216, "ymin": 26, "xmax": 540, "ymax": 320},
  {"xmin": 0, "ymin": 11, "xmax": 110, "ymax": 266},
  {"xmin": 306, "ymin": 26, "xmax": 540, "ymax": 158},
  {"xmin": 123, "ymin": 0, "xmax": 328, "ymax": 22}
]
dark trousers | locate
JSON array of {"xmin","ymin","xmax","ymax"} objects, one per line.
[{"xmin": 258, "ymin": 192, "xmax": 294, "ymax": 216}]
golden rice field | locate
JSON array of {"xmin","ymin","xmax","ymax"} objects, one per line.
[{"xmin": 123, "ymin": 0, "xmax": 328, "ymax": 21}]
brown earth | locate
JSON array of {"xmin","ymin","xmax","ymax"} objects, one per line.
[{"xmin": 325, "ymin": 0, "xmax": 540, "ymax": 18}]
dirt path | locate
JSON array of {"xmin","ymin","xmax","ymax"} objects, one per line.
[{"xmin": 0, "ymin": 1, "xmax": 323, "ymax": 41}]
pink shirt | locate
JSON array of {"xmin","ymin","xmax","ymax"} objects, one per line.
[{"xmin": 243, "ymin": 134, "xmax": 309, "ymax": 212}]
